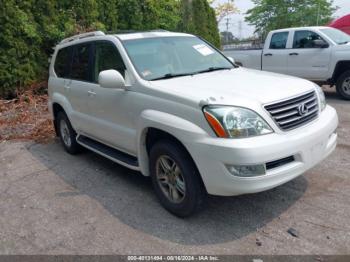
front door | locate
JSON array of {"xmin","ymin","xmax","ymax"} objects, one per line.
[
  {"xmin": 287, "ymin": 30, "xmax": 332, "ymax": 81},
  {"xmin": 86, "ymin": 41, "xmax": 137, "ymax": 155}
]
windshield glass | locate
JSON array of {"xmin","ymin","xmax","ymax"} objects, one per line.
[
  {"xmin": 320, "ymin": 28, "xmax": 350, "ymax": 45},
  {"xmin": 122, "ymin": 36, "xmax": 233, "ymax": 81}
]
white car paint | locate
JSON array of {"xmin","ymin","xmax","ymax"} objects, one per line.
[
  {"xmin": 48, "ymin": 31, "xmax": 338, "ymax": 196},
  {"xmin": 224, "ymin": 26, "xmax": 350, "ymax": 82}
]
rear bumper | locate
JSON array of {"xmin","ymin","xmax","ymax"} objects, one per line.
[{"xmin": 186, "ymin": 105, "xmax": 338, "ymax": 196}]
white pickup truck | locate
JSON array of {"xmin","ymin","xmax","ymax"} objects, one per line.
[{"xmin": 224, "ymin": 26, "xmax": 350, "ymax": 100}]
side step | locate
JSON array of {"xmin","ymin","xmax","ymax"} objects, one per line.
[{"xmin": 77, "ymin": 135, "xmax": 139, "ymax": 171}]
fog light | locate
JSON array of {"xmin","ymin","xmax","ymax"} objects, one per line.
[{"xmin": 226, "ymin": 164, "xmax": 266, "ymax": 177}]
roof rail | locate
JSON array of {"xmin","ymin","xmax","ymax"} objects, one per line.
[
  {"xmin": 109, "ymin": 29, "xmax": 170, "ymax": 35},
  {"xmin": 60, "ymin": 31, "xmax": 105, "ymax": 44}
]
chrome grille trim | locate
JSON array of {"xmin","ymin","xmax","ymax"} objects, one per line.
[{"xmin": 265, "ymin": 91, "xmax": 319, "ymax": 131}]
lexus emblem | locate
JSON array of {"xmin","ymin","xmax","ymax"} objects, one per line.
[{"xmin": 298, "ymin": 103, "xmax": 309, "ymax": 116}]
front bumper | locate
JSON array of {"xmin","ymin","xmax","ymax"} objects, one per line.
[{"xmin": 187, "ymin": 105, "xmax": 338, "ymax": 196}]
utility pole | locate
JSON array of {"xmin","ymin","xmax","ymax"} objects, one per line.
[
  {"xmin": 238, "ymin": 20, "xmax": 242, "ymax": 40},
  {"xmin": 225, "ymin": 17, "xmax": 231, "ymax": 43},
  {"xmin": 317, "ymin": 3, "xmax": 320, "ymax": 26}
]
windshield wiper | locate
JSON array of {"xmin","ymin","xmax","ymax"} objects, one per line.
[
  {"xmin": 194, "ymin": 67, "xmax": 233, "ymax": 75},
  {"xmin": 149, "ymin": 67, "xmax": 233, "ymax": 81},
  {"xmin": 339, "ymin": 41, "xmax": 349, "ymax": 45},
  {"xmin": 150, "ymin": 73, "xmax": 194, "ymax": 81}
]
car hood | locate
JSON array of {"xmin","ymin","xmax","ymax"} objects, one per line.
[
  {"xmin": 334, "ymin": 42, "xmax": 350, "ymax": 51},
  {"xmin": 148, "ymin": 67, "xmax": 316, "ymax": 107}
]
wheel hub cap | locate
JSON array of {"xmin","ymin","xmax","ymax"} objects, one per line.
[
  {"xmin": 60, "ymin": 120, "xmax": 72, "ymax": 147},
  {"xmin": 156, "ymin": 155, "xmax": 186, "ymax": 203},
  {"xmin": 342, "ymin": 77, "xmax": 350, "ymax": 95}
]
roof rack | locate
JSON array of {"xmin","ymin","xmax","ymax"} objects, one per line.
[
  {"xmin": 109, "ymin": 29, "xmax": 169, "ymax": 35},
  {"xmin": 60, "ymin": 31, "xmax": 105, "ymax": 44}
]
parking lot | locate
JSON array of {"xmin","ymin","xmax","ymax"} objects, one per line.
[{"xmin": 0, "ymin": 87, "xmax": 349, "ymax": 255}]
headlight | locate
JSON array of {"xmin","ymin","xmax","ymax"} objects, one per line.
[
  {"xmin": 203, "ymin": 106, "xmax": 273, "ymax": 138},
  {"xmin": 315, "ymin": 85, "xmax": 326, "ymax": 111}
]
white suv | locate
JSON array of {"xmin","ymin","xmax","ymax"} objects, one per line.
[{"xmin": 49, "ymin": 31, "xmax": 338, "ymax": 217}]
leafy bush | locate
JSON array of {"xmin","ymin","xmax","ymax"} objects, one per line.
[{"xmin": 0, "ymin": 0, "xmax": 220, "ymax": 98}]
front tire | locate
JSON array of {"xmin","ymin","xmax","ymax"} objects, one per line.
[
  {"xmin": 56, "ymin": 112, "xmax": 82, "ymax": 154},
  {"xmin": 149, "ymin": 140, "xmax": 207, "ymax": 217},
  {"xmin": 336, "ymin": 70, "xmax": 350, "ymax": 100}
]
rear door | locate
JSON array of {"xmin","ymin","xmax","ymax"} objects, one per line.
[
  {"xmin": 262, "ymin": 31, "xmax": 289, "ymax": 74},
  {"xmin": 287, "ymin": 30, "xmax": 331, "ymax": 80},
  {"xmin": 68, "ymin": 42, "xmax": 95, "ymax": 133}
]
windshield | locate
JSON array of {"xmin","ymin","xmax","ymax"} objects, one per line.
[
  {"xmin": 320, "ymin": 28, "xmax": 350, "ymax": 45},
  {"xmin": 122, "ymin": 36, "xmax": 234, "ymax": 81}
]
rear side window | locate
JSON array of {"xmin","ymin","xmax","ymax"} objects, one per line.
[
  {"xmin": 54, "ymin": 47, "xmax": 72, "ymax": 78},
  {"xmin": 71, "ymin": 43, "xmax": 92, "ymax": 82},
  {"xmin": 93, "ymin": 41, "xmax": 126, "ymax": 82},
  {"xmin": 270, "ymin": 32, "xmax": 289, "ymax": 49}
]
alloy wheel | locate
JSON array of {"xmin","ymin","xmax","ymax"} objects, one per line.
[{"xmin": 156, "ymin": 155, "xmax": 186, "ymax": 204}]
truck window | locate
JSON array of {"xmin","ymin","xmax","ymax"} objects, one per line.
[
  {"xmin": 270, "ymin": 32, "xmax": 289, "ymax": 49},
  {"xmin": 71, "ymin": 43, "xmax": 92, "ymax": 82},
  {"xmin": 54, "ymin": 47, "xmax": 72, "ymax": 78},
  {"xmin": 93, "ymin": 41, "xmax": 126, "ymax": 82},
  {"xmin": 293, "ymin": 30, "xmax": 323, "ymax": 48}
]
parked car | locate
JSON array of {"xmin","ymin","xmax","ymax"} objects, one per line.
[
  {"xmin": 224, "ymin": 26, "xmax": 350, "ymax": 100},
  {"xmin": 49, "ymin": 31, "xmax": 338, "ymax": 217}
]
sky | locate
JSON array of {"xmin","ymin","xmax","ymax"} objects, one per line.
[{"xmin": 217, "ymin": 0, "xmax": 350, "ymax": 39}]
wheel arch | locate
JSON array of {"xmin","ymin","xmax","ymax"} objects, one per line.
[
  {"xmin": 332, "ymin": 61, "xmax": 350, "ymax": 84},
  {"xmin": 136, "ymin": 110, "xmax": 207, "ymax": 179},
  {"xmin": 51, "ymin": 93, "xmax": 76, "ymax": 136}
]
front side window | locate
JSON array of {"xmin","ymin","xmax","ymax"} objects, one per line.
[
  {"xmin": 270, "ymin": 32, "xmax": 289, "ymax": 49},
  {"xmin": 71, "ymin": 43, "xmax": 91, "ymax": 82},
  {"xmin": 93, "ymin": 41, "xmax": 126, "ymax": 82},
  {"xmin": 122, "ymin": 36, "xmax": 233, "ymax": 81},
  {"xmin": 54, "ymin": 47, "xmax": 72, "ymax": 78},
  {"xmin": 293, "ymin": 30, "xmax": 324, "ymax": 48}
]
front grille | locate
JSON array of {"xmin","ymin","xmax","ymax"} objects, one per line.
[{"xmin": 265, "ymin": 91, "xmax": 319, "ymax": 131}]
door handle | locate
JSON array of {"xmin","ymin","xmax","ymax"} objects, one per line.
[
  {"xmin": 88, "ymin": 91, "xmax": 96, "ymax": 97},
  {"xmin": 64, "ymin": 85, "xmax": 71, "ymax": 91},
  {"xmin": 264, "ymin": 53, "xmax": 273, "ymax": 56},
  {"xmin": 64, "ymin": 80, "xmax": 72, "ymax": 92},
  {"xmin": 289, "ymin": 53, "xmax": 299, "ymax": 56}
]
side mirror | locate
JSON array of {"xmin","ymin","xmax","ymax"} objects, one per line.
[
  {"xmin": 98, "ymin": 70, "xmax": 125, "ymax": 89},
  {"xmin": 313, "ymin": 39, "xmax": 329, "ymax": 48},
  {"xmin": 227, "ymin": 56, "xmax": 235, "ymax": 63}
]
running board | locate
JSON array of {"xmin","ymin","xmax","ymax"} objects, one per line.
[{"xmin": 77, "ymin": 135, "xmax": 140, "ymax": 171}]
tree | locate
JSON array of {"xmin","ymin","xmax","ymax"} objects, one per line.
[
  {"xmin": 246, "ymin": 0, "xmax": 337, "ymax": 37},
  {"xmin": 0, "ymin": 0, "xmax": 223, "ymax": 97},
  {"xmin": 179, "ymin": 0, "xmax": 221, "ymax": 47},
  {"xmin": 208, "ymin": 0, "xmax": 239, "ymax": 23}
]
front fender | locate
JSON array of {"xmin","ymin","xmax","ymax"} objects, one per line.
[{"xmin": 136, "ymin": 110, "xmax": 208, "ymax": 176}]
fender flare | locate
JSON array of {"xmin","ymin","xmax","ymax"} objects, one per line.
[
  {"xmin": 136, "ymin": 110, "xmax": 208, "ymax": 176},
  {"xmin": 51, "ymin": 93, "xmax": 76, "ymax": 130}
]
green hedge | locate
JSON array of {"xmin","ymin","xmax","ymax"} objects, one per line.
[{"xmin": 0, "ymin": 0, "xmax": 220, "ymax": 98}]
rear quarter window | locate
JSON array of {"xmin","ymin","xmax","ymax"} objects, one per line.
[
  {"xmin": 54, "ymin": 47, "xmax": 72, "ymax": 78},
  {"xmin": 71, "ymin": 43, "xmax": 92, "ymax": 82}
]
